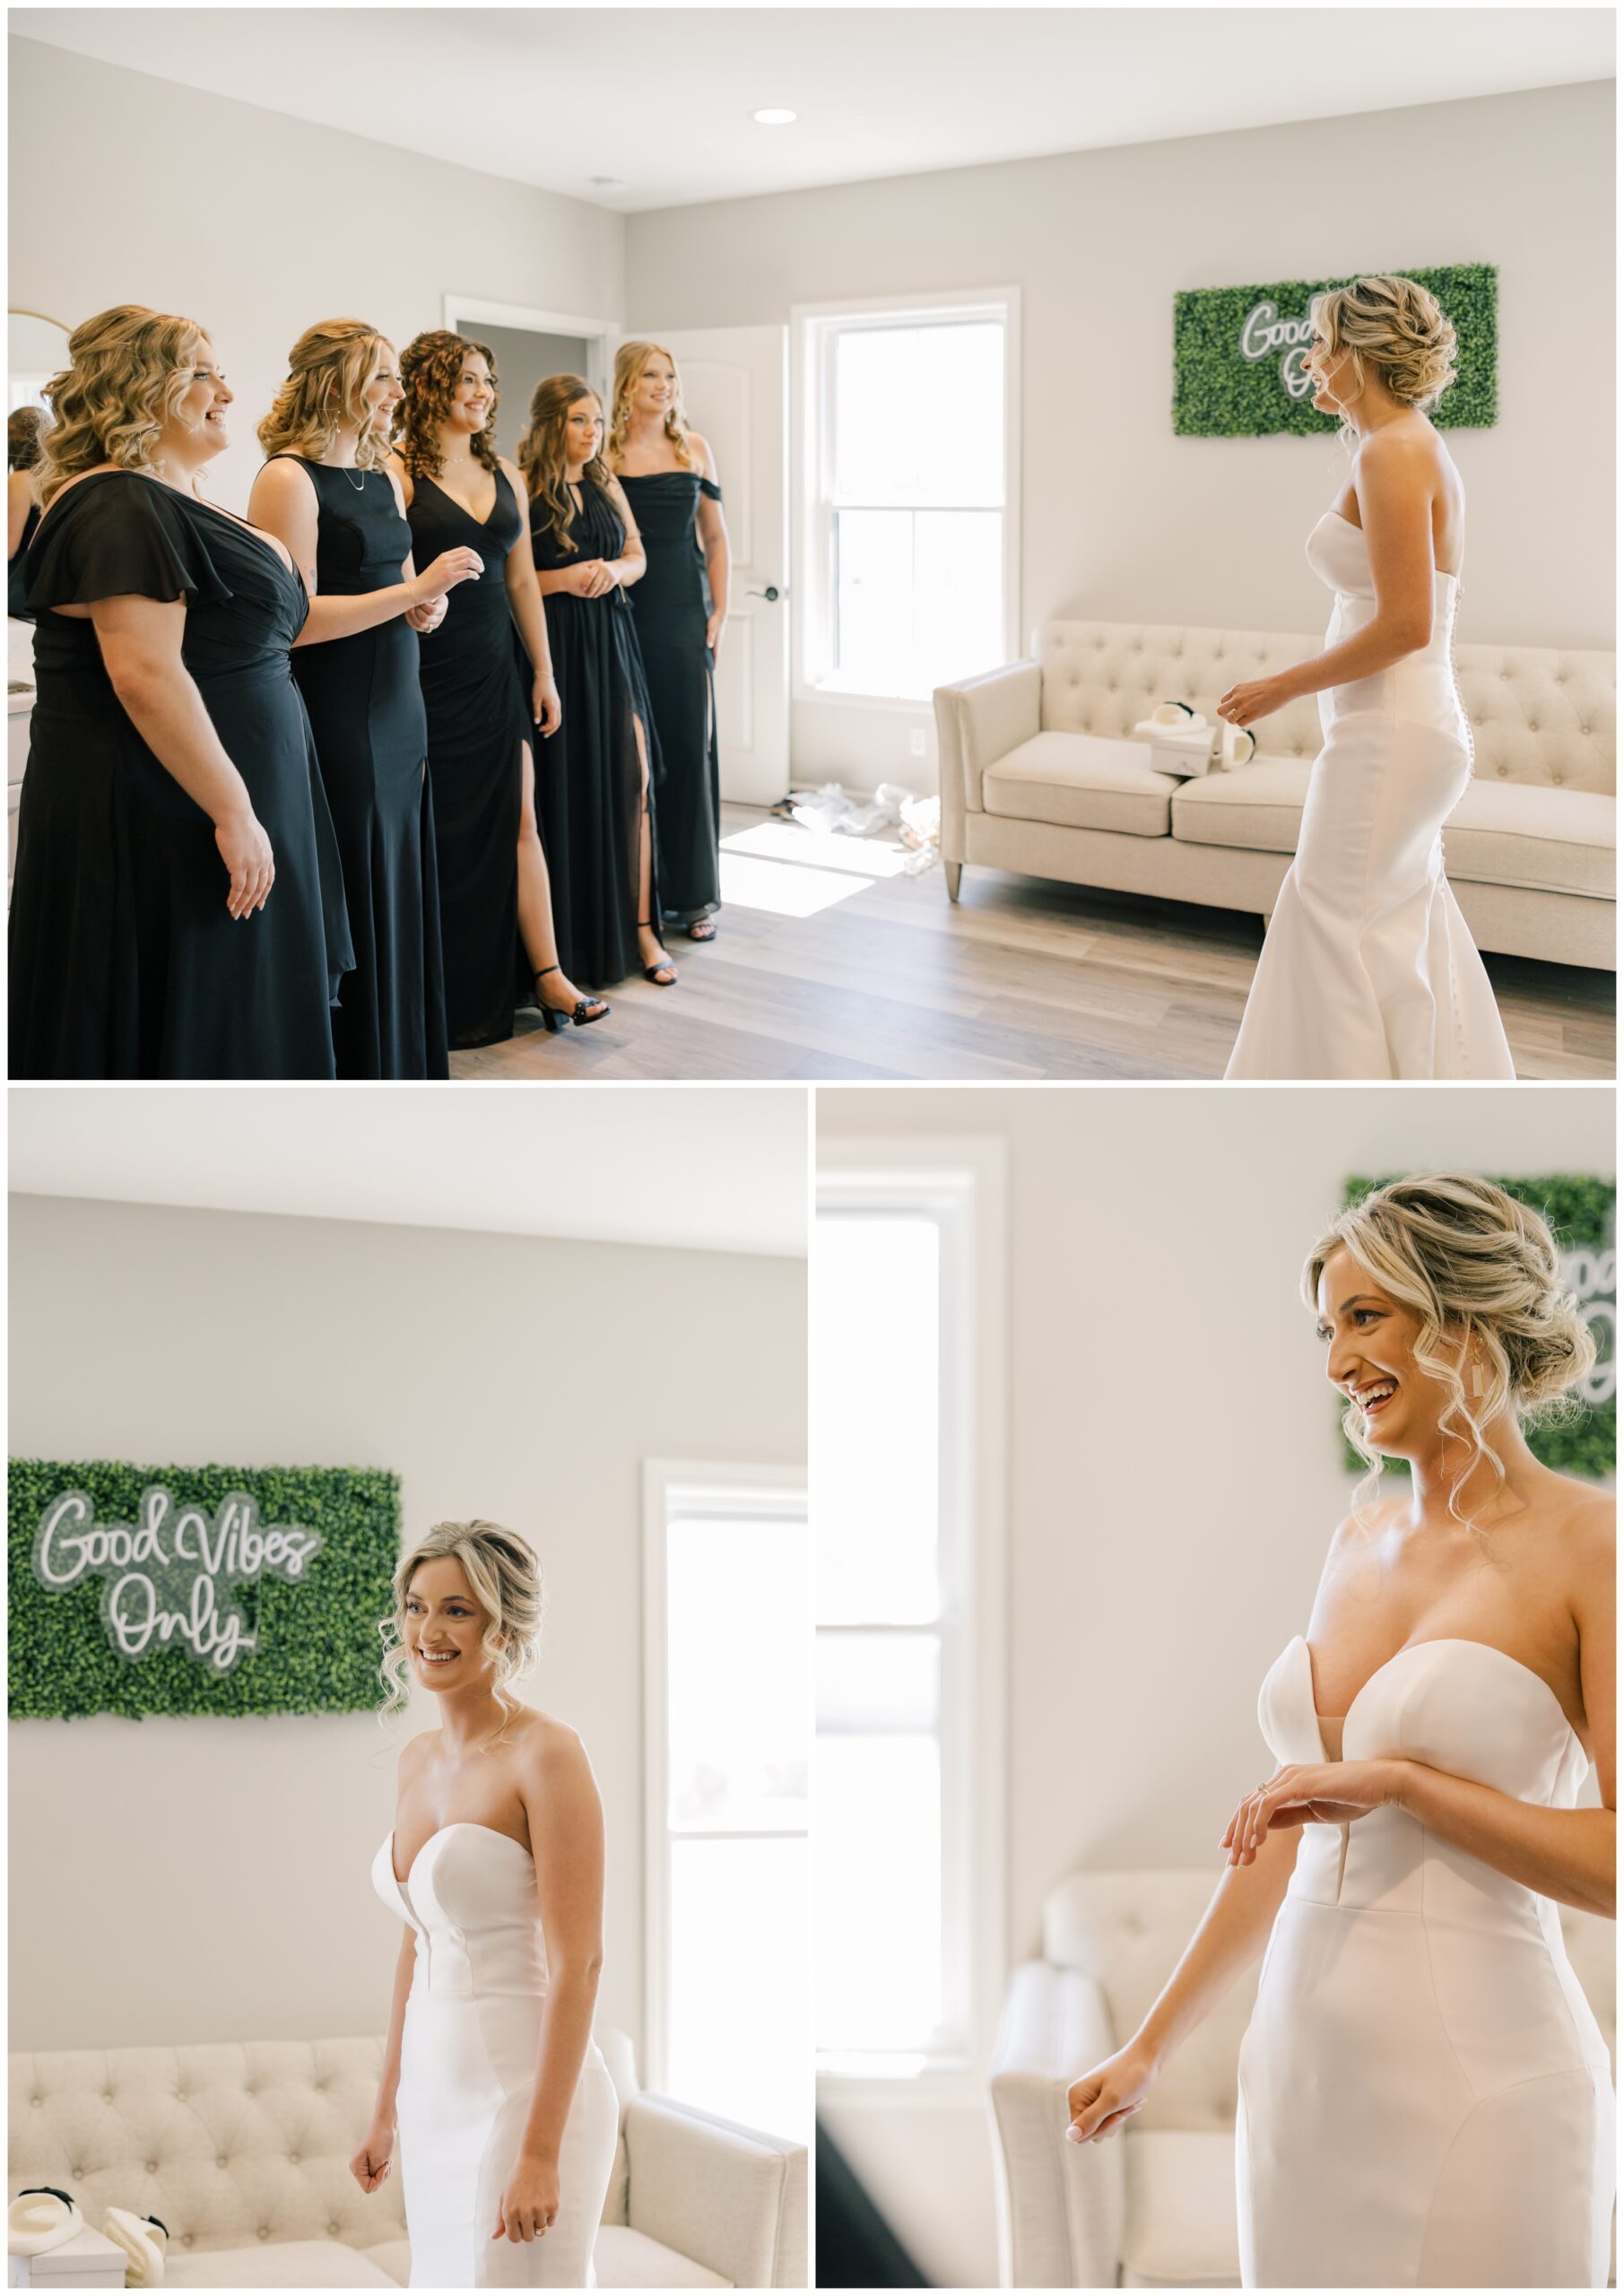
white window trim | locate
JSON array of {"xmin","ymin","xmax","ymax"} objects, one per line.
[
  {"xmin": 814, "ymin": 1136, "xmax": 1009, "ymax": 2103},
  {"xmin": 642, "ymin": 1458, "xmax": 810, "ymax": 2099},
  {"xmin": 791, "ymin": 287, "xmax": 1022, "ymax": 711}
]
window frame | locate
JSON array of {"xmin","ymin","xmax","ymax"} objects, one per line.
[
  {"xmin": 814, "ymin": 1138, "xmax": 1009, "ymax": 2101},
  {"xmin": 793, "ymin": 288, "xmax": 1023, "ymax": 711},
  {"xmin": 642, "ymin": 1458, "xmax": 811, "ymax": 2107}
]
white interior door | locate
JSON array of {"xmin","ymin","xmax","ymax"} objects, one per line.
[{"xmin": 632, "ymin": 325, "xmax": 789, "ymax": 807}]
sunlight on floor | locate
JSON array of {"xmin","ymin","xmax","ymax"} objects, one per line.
[
  {"xmin": 721, "ymin": 820, "xmax": 914, "ymax": 880},
  {"xmin": 717, "ymin": 849, "xmax": 876, "ymax": 917}
]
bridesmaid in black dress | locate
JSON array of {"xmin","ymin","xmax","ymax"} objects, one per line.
[
  {"xmin": 8, "ymin": 407, "xmax": 45, "ymax": 620},
  {"xmin": 517, "ymin": 374, "xmax": 676, "ymax": 993},
  {"xmin": 250, "ymin": 319, "xmax": 482, "ymax": 1079},
  {"xmin": 609, "ymin": 340, "xmax": 731, "ymax": 941},
  {"xmin": 394, "ymin": 330, "xmax": 604, "ymax": 1048},
  {"xmin": 9, "ymin": 305, "xmax": 352, "ymax": 1079}
]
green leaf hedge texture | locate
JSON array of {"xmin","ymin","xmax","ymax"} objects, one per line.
[
  {"xmin": 1336, "ymin": 1176, "xmax": 1614, "ymax": 1481},
  {"xmin": 8, "ymin": 1462, "xmax": 400, "ymax": 1719},
  {"xmin": 1174, "ymin": 265, "xmax": 1498, "ymax": 437}
]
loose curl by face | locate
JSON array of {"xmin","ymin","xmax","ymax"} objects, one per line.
[
  {"xmin": 518, "ymin": 375, "xmax": 610, "ymax": 553},
  {"xmin": 609, "ymin": 339, "xmax": 692, "ymax": 469},
  {"xmin": 396, "ymin": 331, "xmax": 500, "ymax": 481},
  {"xmin": 34, "ymin": 304, "xmax": 207, "ymax": 507},
  {"xmin": 377, "ymin": 1519, "xmax": 544, "ymax": 1730},
  {"xmin": 1304, "ymin": 1173, "xmax": 1596, "ymax": 1527},
  {"xmin": 8, "ymin": 407, "xmax": 46, "ymax": 472},
  {"xmin": 258, "ymin": 318, "xmax": 395, "ymax": 470},
  {"xmin": 1308, "ymin": 274, "xmax": 1458, "ymax": 444}
]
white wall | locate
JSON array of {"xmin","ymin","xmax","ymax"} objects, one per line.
[
  {"xmin": 7, "ymin": 37, "xmax": 626, "ymax": 513},
  {"xmin": 816, "ymin": 1081, "xmax": 1615, "ymax": 2285},
  {"xmin": 8, "ymin": 1195, "xmax": 805, "ymax": 2066},
  {"xmin": 628, "ymin": 80, "xmax": 1615, "ymax": 796}
]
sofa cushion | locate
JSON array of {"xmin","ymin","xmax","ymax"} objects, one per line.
[
  {"xmin": 595, "ymin": 2224, "xmax": 732, "ymax": 2286},
  {"xmin": 1169, "ymin": 759, "xmax": 1311, "ymax": 854},
  {"xmin": 1121, "ymin": 2130, "xmax": 1241, "ymax": 2289},
  {"xmin": 1442, "ymin": 780, "xmax": 1615, "ymax": 900},
  {"xmin": 982, "ymin": 732, "xmax": 1177, "ymax": 837},
  {"xmin": 166, "ymin": 2239, "xmax": 397, "ymax": 2286}
]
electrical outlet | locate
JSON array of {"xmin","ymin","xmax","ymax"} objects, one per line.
[{"xmin": 909, "ymin": 726, "xmax": 927, "ymax": 758}]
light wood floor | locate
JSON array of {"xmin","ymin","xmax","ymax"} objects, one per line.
[{"xmin": 452, "ymin": 804, "xmax": 1615, "ymax": 1083}]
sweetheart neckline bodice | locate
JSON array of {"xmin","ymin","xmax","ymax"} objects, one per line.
[
  {"xmin": 1315, "ymin": 506, "xmax": 1462, "ymax": 586},
  {"xmin": 386, "ymin": 1819, "xmax": 534, "ymax": 1890},
  {"xmin": 1285, "ymin": 1631, "xmax": 1581, "ymax": 1760}
]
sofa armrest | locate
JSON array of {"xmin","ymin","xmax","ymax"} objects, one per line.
[
  {"xmin": 624, "ymin": 2092, "xmax": 807, "ymax": 2288},
  {"xmin": 934, "ymin": 660, "xmax": 1042, "ymax": 842},
  {"xmin": 990, "ymin": 1960, "xmax": 1125, "ymax": 2289}
]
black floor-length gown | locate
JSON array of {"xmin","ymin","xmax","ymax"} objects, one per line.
[
  {"xmin": 527, "ymin": 477, "xmax": 657, "ymax": 990},
  {"xmin": 270, "ymin": 456, "xmax": 448, "ymax": 1080},
  {"xmin": 9, "ymin": 469, "xmax": 352, "ymax": 1078},
  {"xmin": 405, "ymin": 464, "xmax": 533, "ymax": 1048},
  {"xmin": 616, "ymin": 469, "xmax": 722, "ymax": 926},
  {"xmin": 8, "ymin": 500, "xmax": 40, "ymax": 620}
]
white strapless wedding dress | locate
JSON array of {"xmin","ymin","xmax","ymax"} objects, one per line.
[
  {"xmin": 372, "ymin": 1822, "xmax": 619, "ymax": 2287},
  {"xmin": 1236, "ymin": 1636, "xmax": 1613, "ymax": 2287},
  {"xmin": 1225, "ymin": 513, "xmax": 1515, "ymax": 1080}
]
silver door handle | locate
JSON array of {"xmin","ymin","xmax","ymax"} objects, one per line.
[{"xmin": 745, "ymin": 585, "xmax": 784, "ymax": 603}]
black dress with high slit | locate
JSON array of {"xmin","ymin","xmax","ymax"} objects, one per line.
[
  {"xmin": 272, "ymin": 456, "xmax": 448, "ymax": 1081},
  {"xmin": 406, "ymin": 463, "xmax": 532, "ymax": 1049},
  {"xmin": 616, "ymin": 469, "xmax": 722, "ymax": 926},
  {"xmin": 527, "ymin": 477, "xmax": 657, "ymax": 990},
  {"xmin": 9, "ymin": 469, "xmax": 352, "ymax": 1079}
]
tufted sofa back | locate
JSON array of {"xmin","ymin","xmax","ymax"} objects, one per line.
[
  {"xmin": 8, "ymin": 2028, "xmax": 640, "ymax": 2265},
  {"xmin": 1036, "ymin": 622, "xmax": 1616, "ymax": 794},
  {"xmin": 1042, "ymin": 1870, "xmax": 1616, "ymax": 2138}
]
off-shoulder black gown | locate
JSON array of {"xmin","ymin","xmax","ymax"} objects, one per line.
[
  {"xmin": 271, "ymin": 456, "xmax": 448, "ymax": 1080},
  {"xmin": 406, "ymin": 465, "xmax": 533, "ymax": 1048},
  {"xmin": 9, "ymin": 469, "xmax": 352, "ymax": 1078},
  {"xmin": 616, "ymin": 469, "xmax": 722, "ymax": 926},
  {"xmin": 527, "ymin": 476, "xmax": 658, "ymax": 990}
]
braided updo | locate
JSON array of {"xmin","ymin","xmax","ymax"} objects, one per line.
[
  {"xmin": 1310, "ymin": 274, "xmax": 1458, "ymax": 423},
  {"xmin": 378, "ymin": 1518, "xmax": 544, "ymax": 1730}
]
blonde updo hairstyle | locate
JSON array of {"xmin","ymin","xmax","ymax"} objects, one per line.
[
  {"xmin": 1304, "ymin": 1174, "xmax": 1595, "ymax": 1526},
  {"xmin": 1309, "ymin": 275, "xmax": 1457, "ymax": 444},
  {"xmin": 378, "ymin": 1519, "xmax": 544, "ymax": 1736},
  {"xmin": 33, "ymin": 303, "xmax": 208, "ymax": 507},
  {"xmin": 609, "ymin": 339, "xmax": 692, "ymax": 469},
  {"xmin": 258, "ymin": 318, "xmax": 395, "ymax": 470},
  {"xmin": 9, "ymin": 407, "xmax": 46, "ymax": 472}
]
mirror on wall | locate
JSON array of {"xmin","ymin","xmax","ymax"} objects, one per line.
[{"xmin": 10, "ymin": 309, "xmax": 71, "ymax": 417}]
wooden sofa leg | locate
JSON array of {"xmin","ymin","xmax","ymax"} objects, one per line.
[{"xmin": 944, "ymin": 861, "xmax": 963, "ymax": 901}]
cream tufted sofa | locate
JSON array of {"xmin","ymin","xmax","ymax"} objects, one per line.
[
  {"xmin": 989, "ymin": 1869, "xmax": 1617, "ymax": 2288},
  {"xmin": 8, "ymin": 2027, "xmax": 807, "ymax": 2288},
  {"xmin": 935, "ymin": 622, "xmax": 1616, "ymax": 970}
]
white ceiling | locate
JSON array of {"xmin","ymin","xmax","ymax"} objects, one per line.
[
  {"xmin": 13, "ymin": 7, "xmax": 1612, "ymax": 213},
  {"xmin": 8, "ymin": 1088, "xmax": 808, "ymax": 1257}
]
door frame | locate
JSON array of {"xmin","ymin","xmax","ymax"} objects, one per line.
[{"xmin": 440, "ymin": 294, "xmax": 619, "ymax": 401}]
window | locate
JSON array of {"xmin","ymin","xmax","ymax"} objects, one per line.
[
  {"xmin": 798, "ymin": 294, "xmax": 1020, "ymax": 703},
  {"xmin": 814, "ymin": 1145, "xmax": 1006, "ymax": 2082},
  {"xmin": 644, "ymin": 1463, "xmax": 810, "ymax": 2143}
]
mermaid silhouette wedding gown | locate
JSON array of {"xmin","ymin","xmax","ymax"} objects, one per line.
[
  {"xmin": 1236, "ymin": 1637, "xmax": 1613, "ymax": 2287},
  {"xmin": 1224, "ymin": 512, "xmax": 1515, "ymax": 1080},
  {"xmin": 372, "ymin": 1822, "xmax": 620, "ymax": 2287}
]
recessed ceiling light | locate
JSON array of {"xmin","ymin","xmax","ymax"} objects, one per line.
[
  {"xmin": 590, "ymin": 176, "xmax": 627, "ymax": 191},
  {"xmin": 752, "ymin": 108, "xmax": 796, "ymax": 126}
]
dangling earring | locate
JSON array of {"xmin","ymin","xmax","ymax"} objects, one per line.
[{"xmin": 1470, "ymin": 1347, "xmax": 1485, "ymax": 1399}]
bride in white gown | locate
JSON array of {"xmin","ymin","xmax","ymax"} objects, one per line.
[
  {"xmin": 353, "ymin": 1521, "xmax": 618, "ymax": 2286},
  {"xmin": 1219, "ymin": 276, "xmax": 1515, "ymax": 1081},
  {"xmin": 1064, "ymin": 1176, "xmax": 1614, "ymax": 2287}
]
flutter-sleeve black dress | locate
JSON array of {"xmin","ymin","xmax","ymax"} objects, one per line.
[
  {"xmin": 8, "ymin": 468, "xmax": 352, "ymax": 1078},
  {"xmin": 616, "ymin": 469, "xmax": 722, "ymax": 926},
  {"xmin": 272, "ymin": 456, "xmax": 448, "ymax": 1080},
  {"xmin": 527, "ymin": 476, "xmax": 658, "ymax": 990},
  {"xmin": 406, "ymin": 464, "xmax": 533, "ymax": 1048}
]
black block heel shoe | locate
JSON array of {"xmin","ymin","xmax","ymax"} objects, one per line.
[{"xmin": 534, "ymin": 965, "xmax": 610, "ymax": 1030}]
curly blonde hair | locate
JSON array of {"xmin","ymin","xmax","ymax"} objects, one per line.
[
  {"xmin": 33, "ymin": 304, "xmax": 208, "ymax": 507},
  {"xmin": 8, "ymin": 407, "xmax": 46, "ymax": 472},
  {"xmin": 1304, "ymin": 1173, "xmax": 1596, "ymax": 1527},
  {"xmin": 397, "ymin": 331, "xmax": 500, "ymax": 481},
  {"xmin": 377, "ymin": 1518, "xmax": 544, "ymax": 1733},
  {"xmin": 1309, "ymin": 275, "xmax": 1458, "ymax": 439},
  {"xmin": 518, "ymin": 374, "xmax": 612, "ymax": 553},
  {"xmin": 258, "ymin": 318, "xmax": 395, "ymax": 470},
  {"xmin": 609, "ymin": 339, "xmax": 692, "ymax": 470}
]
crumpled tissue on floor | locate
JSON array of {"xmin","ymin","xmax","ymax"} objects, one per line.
[{"xmin": 780, "ymin": 782, "xmax": 941, "ymax": 874}]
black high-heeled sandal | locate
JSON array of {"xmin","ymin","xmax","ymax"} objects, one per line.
[
  {"xmin": 638, "ymin": 922, "xmax": 677, "ymax": 987},
  {"xmin": 534, "ymin": 966, "xmax": 610, "ymax": 1030}
]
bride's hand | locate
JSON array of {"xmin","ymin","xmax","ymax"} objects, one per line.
[
  {"xmin": 1217, "ymin": 674, "xmax": 1292, "ymax": 728},
  {"xmin": 348, "ymin": 2118, "xmax": 395, "ymax": 2193},
  {"xmin": 1064, "ymin": 2042, "xmax": 1159, "ymax": 2145},
  {"xmin": 1222, "ymin": 1760, "xmax": 1405, "ymax": 1866},
  {"xmin": 493, "ymin": 2153, "xmax": 560, "ymax": 2243}
]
